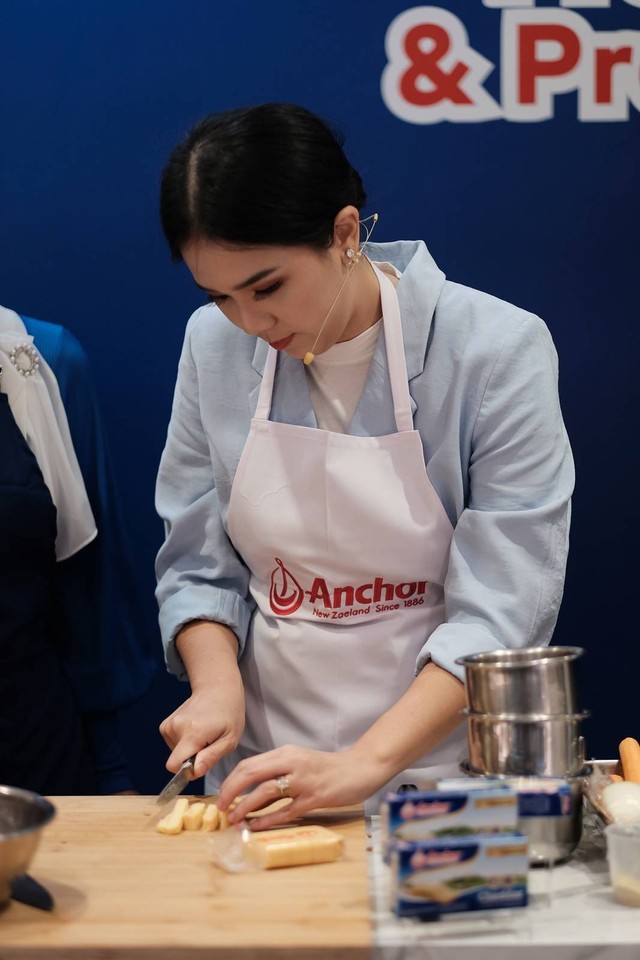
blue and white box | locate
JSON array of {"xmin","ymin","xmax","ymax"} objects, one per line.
[
  {"xmin": 390, "ymin": 833, "xmax": 529, "ymax": 918},
  {"xmin": 382, "ymin": 784, "xmax": 518, "ymax": 860}
]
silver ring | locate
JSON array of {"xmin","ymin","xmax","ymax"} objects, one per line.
[{"xmin": 275, "ymin": 775, "xmax": 290, "ymax": 798}]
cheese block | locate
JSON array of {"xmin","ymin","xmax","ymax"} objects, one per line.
[
  {"xmin": 202, "ymin": 803, "xmax": 220, "ymax": 831},
  {"xmin": 183, "ymin": 801, "xmax": 206, "ymax": 830},
  {"xmin": 156, "ymin": 797, "xmax": 190, "ymax": 835},
  {"xmin": 244, "ymin": 825, "xmax": 344, "ymax": 869}
]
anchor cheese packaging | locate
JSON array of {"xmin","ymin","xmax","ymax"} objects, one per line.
[
  {"xmin": 390, "ymin": 834, "xmax": 529, "ymax": 918},
  {"xmin": 384, "ymin": 783, "xmax": 528, "ymax": 917},
  {"xmin": 382, "ymin": 784, "xmax": 518, "ymax": 860},
  {"xmin": 437, "ymin": 775, "xmax": 574, "ymax": 819}
]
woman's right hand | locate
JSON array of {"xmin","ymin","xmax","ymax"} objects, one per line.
[
  {"xmin": 159, "ymin": 683, "xmax": 245, "ymax": 779},
  {"xmin": 159, "ymin": 620, "xmax": 245, "ymax": 779}
]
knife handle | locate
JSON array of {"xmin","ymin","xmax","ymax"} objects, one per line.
[{"xmin": 182, "ymin": 754, "xmax": 197, "ymax": 777}]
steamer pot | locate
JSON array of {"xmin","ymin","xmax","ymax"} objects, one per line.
[
  {"xmin": 465, "ymin": 709, "xmax": 589, "ymax": 778},
  {"xmin": 456, "ymin": 646, "xmax": 584, "ymax": 717}
]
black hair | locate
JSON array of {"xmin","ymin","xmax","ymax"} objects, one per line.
[{"xmin": 159, "ymin": 102, "xmax": 367, "ymax": 261}]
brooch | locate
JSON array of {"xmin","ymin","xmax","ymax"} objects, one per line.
[{"xmin": 9, "ymin": 343, "xmax": 40, "ymax": 378}]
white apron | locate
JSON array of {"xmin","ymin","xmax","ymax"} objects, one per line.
[{"xmin": 214, "ymin": 265, "xmax": 467, "ymax": 803}]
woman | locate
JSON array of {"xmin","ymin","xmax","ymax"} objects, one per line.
[
  {"xmin": 155, "ymin": 103, "xmax": 574, "ymax": 828},
  {"xmin": 0, "ymin": 306, "xmax": 155, "ymax": 794}
]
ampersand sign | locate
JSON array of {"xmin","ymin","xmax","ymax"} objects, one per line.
[{"xmin": 400, "ymin": 23, "xmax": 472, "ymax": 106}]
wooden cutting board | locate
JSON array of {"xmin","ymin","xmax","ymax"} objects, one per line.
[{"xmin": 0, "ymin": 796, "xmax": 372, "ymax": 959}]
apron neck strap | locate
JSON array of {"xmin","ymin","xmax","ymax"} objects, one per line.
[
  {"xmin": 255, "ymin": 346, "xmax": 277, "ymax": 420},
  {"xmin": 256, "ymin": 260, "xmax": 414, "ymax": 433},
  {"xmin": 371, "ymin": 262, "xmax": 414, "ymax": 433}
]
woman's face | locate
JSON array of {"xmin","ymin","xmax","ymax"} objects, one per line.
[{"xmin": 181, "ymin": 236, "xmax": 378, "ymax": 360}]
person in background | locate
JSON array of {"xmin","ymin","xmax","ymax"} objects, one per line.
[
  {"xmin": 0, "ymin": 305, "xmax": 156, "ymax": 794},
  {"xmin": 154, "ymin": 103, "xmax": 574, "ymax": 826}
]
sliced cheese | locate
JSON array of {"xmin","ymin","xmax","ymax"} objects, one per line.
[
  {"xmin": 202, "ymin": 803, "xmax": 220, "ymax": 832},
  {"xmin": 183, "ymin": 801, "xmax": 206, "ymax": 830},
  {"xmin": 244, "ymin": 824, "xmax": 344, "ymax": 869},
  {"xmin": 156, "ymin": 797, "xmax": 190, "ymax": 835}
]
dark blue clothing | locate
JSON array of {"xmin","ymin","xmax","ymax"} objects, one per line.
[
  {"xmin": 0, "ymin": 393, "xmax": 96, "ymax": 793},
  {"xmin": 2, "ymin": 317, "xmax": 157, "ymax": 793}
]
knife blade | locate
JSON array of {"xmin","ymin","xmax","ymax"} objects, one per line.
[{"xmin": 155, "ymin": 754, "xmax": 197, "ymax": 806}]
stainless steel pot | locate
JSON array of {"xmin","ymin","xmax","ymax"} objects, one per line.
[
  {"xmin": 456, "ymin": 646, "xmax": 584, "ymax": 716},
  {"xmin": 465, "ymin": 709, "xmax": 589, "ymax": 778}
]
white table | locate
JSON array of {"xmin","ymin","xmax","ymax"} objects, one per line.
[{"xmin": 369, "ymin": 811, "xmax": 640, "ymax": 959}]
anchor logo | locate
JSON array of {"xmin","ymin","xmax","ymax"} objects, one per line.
[{"xmin": 269, "ymin": 557, "xmax": 305, "ymax": 616}]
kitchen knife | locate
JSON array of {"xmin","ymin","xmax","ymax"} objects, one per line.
[{"xmin": 155, "ymin": 754, "xmax": 197, "ymax": 806}]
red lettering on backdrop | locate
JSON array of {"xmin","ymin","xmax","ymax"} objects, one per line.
[
  {"xmin": 518, "ymin": 24, "xmax": 581, "ymax": 104},
  {"xmin": 400, "ymin": 23, "xmax": 472, "ymax": 106},
  {"xmin": 269, "ymin": 558, "xmax": 304, "ymax": 616},
  {"xmin": 595, "ymin": 46, "xmax": 633, "ymax": 103}
]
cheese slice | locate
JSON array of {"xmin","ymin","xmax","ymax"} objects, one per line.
[{"xmin": 244, "ymin": 824, "xmax": 344, "ymax": 869}]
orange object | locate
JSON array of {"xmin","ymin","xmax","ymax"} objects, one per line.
[
  {"xmin": 619, "ymin": 738, "xmax": 640, "ymax": 783},
  {"xmin": 610, "ymin": 774, "xmax": 624, "ymax": 783}
]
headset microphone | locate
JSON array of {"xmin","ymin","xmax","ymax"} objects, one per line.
[{"xmin": 303, "ymin": 213, "xmax": 378, "ymax": 366}]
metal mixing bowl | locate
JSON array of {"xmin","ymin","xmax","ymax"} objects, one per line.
[
  {"xmin": 465, "ymin": 709, "xmax": 589, "ymax": 778},
  {"xmin": 0, "ymin": 785, "xmax": 56, "ymax": 904},
  {"xmin": 456, "ymin": 646, "xmax": 584, "ymax": 716}
]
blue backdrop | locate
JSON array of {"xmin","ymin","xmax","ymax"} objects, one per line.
[{"xmin": 2, "ymin": 0, "xmax": 638, "ymax": 790}]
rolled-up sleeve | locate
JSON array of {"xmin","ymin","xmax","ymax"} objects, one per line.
[
  {"xmin": 419, "ymin": 313, "xmax": 575, "ymax": 680},
  {"xmin": 155, "ymin": 312, "xmax": 254, "ymax": 680}
]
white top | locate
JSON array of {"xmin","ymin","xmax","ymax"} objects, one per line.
[
  {"xmin": 305, "ymin": 318, "xmax": 382, "ymax": 432},
  {"xmin": 305, "ymin": 261, "xmax": 401, "ymax": 433}
]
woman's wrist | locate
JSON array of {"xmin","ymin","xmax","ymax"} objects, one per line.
[
  {"xmin": 340, "ymin": 742, "xmax": 400, "ymax": 800},
  {"xmin": 341, "ymin": 664, "xmax": 467, "ymax": 796},
  {"xmin": 176, "ymin": 620, "xmax": 240, "ymax": 692}
]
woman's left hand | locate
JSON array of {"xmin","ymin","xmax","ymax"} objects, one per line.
[{"xmin": 216, "ymin": 744, "xmax": 380, "ymax": 830}]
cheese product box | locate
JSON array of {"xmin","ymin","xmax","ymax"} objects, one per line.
[
  {"xmin": 382, "ymin": 784, "xmax": 518, "ymax": 860},
  {"xmin": 514, "ymin": 778, "xmax": 574, "ymax": 818},
  {"xmin": 390, "ymin": 833, "xmax": 529, "ymax": 918},
  {"xmin": 437, "ymin": 776, "xmax": 574, "ymax": 818},
  {"xmin": 436, "ymin": 775, "xmax": 576, "ymax": 865}
]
